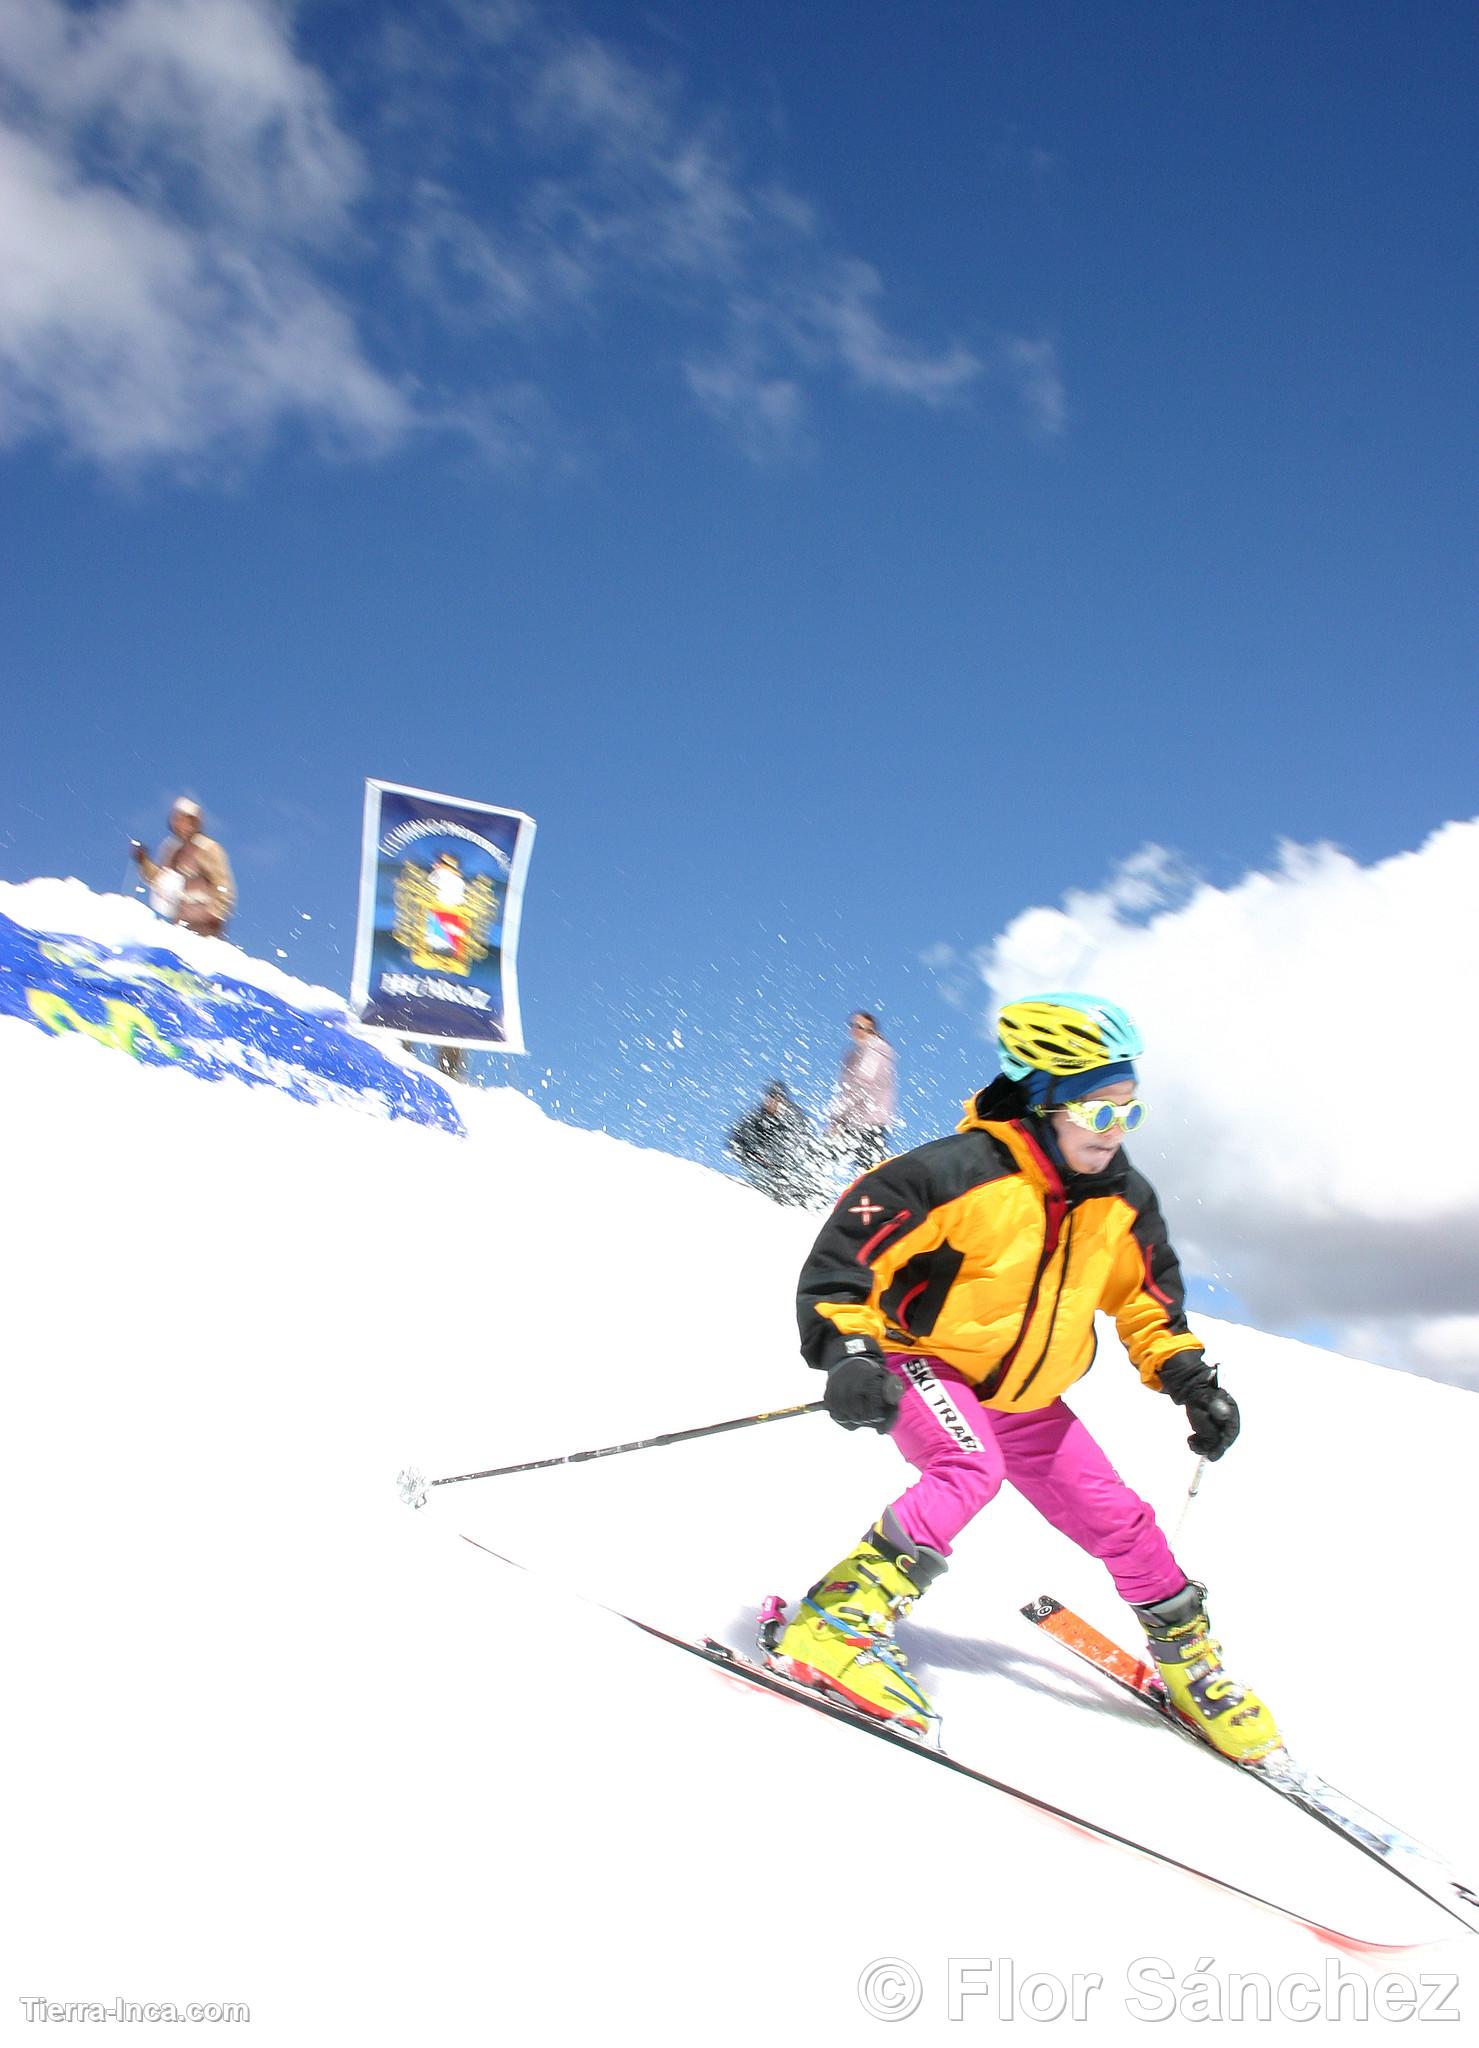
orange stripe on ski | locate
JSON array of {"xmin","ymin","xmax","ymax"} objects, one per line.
[{"xmin": 1028, "ymin": 1596, "xmax": 1162, "ymax": 1694}]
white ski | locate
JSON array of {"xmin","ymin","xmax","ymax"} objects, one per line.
[{"xmin": 1022, "ymin": 1594, "xmax": 1479, "ymax": 1938}]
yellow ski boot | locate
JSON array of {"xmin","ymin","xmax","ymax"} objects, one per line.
[
  {"xmin": 768, "ymin": 1510, "xmax": 946, "ymax": 1735},
  {"xmin": 1133, "ymin": 1582, "xmax": 1284, "ymax": 1764}
]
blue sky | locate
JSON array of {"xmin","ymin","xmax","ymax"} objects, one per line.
[{"xmin": 2, "ymin": 0, "xmax": 1475, "ymax": 1180}]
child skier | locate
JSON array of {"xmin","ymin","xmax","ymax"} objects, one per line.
[{"xmin": 769, "ymin": 992, "xmax": 1281, "ymax": 1763}]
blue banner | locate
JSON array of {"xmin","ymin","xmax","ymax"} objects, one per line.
[
  {"xmin": 350, "ymin": 780, "xmax": 536, "ymax": 1052},
  {"xmin": 0, "ymin": 910, "xmax": 464, "ymax": 1135}
]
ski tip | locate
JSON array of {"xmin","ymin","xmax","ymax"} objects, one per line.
[{"xmin": 1020, "ymin": 1594, "xmax": 1063, "ymax": 1623}]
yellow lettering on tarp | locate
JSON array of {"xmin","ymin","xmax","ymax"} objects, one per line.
[
  {"xmin": 37, "ymin": 941, "xmax": 212, "ymax": 1001},
  {"xmin": 26, "ymin": 989, "xmax": 181, "ymax": 1061}
]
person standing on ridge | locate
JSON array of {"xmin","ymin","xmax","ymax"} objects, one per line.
[
  {"xmin": 827, "ymin": 1010, "xmax": 897, "ymax": 1176},
  {"xmin": 131, "ymin": 797, "xmax": 236, "ymax": 939},
  {"xmin": 766, "ymin": 992, "xmax": 1280, "ymax": 1765}
]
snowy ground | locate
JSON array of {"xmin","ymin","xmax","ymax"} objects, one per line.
[{"xmin": 6, "ymin": 882, "xmax": 1477, "ymax": 2043}]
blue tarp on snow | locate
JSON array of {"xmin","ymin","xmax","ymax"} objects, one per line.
[{"xmin": 0, "ymin": 910, "xmax": 464, "ymax": 1136}]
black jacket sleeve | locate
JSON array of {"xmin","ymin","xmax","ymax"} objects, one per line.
[{"xmin": 796, "ymin": 1130, "xmax": 1015, "ymax": 1372}]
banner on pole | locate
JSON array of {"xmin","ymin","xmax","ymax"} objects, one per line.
[{"xmin": 350, "ymin": 780, "xmax": 536, "ymax": 1053}]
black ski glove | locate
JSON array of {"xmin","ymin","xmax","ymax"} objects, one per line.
[
  {"xmin": 823, "ymin": 1339, "xmax": 902, "ymax": 1434},
  {"xmin": 1159, "ymin": 1352, "xmax": 1240, "ymax": 1461}
]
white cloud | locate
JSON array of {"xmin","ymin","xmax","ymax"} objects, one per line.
[
  {"xmin": 0, "ymin": 0, "xmax": 408, "ymax": 466},
  {"xmin": 953, "ymin": 819, "xmax": 1479, "ymax": 1387},
  {"xmin": 1, "ymin": 0, "xmax": 364, "ymax": 231},
  {"xmin": 1336, "ymin": 1315, "xmax": 1479, "ymax": 1392}
]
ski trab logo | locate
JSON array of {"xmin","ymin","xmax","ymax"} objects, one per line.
[{"xmin": 898, "ymin": 1358, "xmax": 984, "ymax": 1453}]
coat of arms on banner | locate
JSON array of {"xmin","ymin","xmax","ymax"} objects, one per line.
[
  {"xmin": 350, "ymin": 780, "xmax": 536, "ymax": 1053},
  {"xmin": 392, "ymin": 854, "xmax": 500, "ymax": 975}
]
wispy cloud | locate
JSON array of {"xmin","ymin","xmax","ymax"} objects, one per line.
[
  {"xmin": 682, "ymin": 352, "xmax": 805, "ymax": 463},
  {"xmin": 937, "ymin": 818, "xmax": 1479, "ymax": 1387},
  {"xmin": 496, "ymin": 32, "xmax": 986, "ymax": 449},
  {"xmin": 793, "ymin": 257, "xmax": 982, "ymax": 406},
  {"xmin": 0, "ymin": 1, "xmax": 1052, "ymax": 473},
  {"xmin": 401, "ymin": 179, "xmax": 552, "ymax": 328},
  {"xmin": 1000, "ymin": 336, "xmax": 1067, "ymax": 436}
]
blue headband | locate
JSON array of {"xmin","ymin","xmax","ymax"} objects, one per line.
[{"xmin": 1022, "ymin": 1059, "xmax": 1138, "ymax": 1109}]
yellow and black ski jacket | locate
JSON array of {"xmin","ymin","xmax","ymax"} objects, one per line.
[{"xmin": 797, "ymin": 1079, "xmax": 1204, "ymax": 1412}]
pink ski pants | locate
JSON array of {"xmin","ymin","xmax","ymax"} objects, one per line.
[{"xmin": 883, "ymin": 1354, "xmax": 1184, "ymax": 1607}]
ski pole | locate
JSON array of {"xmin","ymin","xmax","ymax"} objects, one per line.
[
  {"xmin": 396, "ymin": 1398, "xmax": 825, "ymax": 1508},
  {"xmin": 1168, "ymin": 1455, "xmax": 1207, "ymax": 1545}
]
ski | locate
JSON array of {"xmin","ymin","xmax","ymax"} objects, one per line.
[
  {"xmin": 1022, "ymin": 1594, "xmax": 1479, "ymax": 1939},
  {"xmin": 612, "ymin": 1620, "xmax": 1401, "ymax": 1945},
  {"xmin": 456, "ymin": 1534, "xmax": 1408, "ymax": 1947}
]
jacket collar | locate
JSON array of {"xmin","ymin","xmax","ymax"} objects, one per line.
[{"xmin": 958, "ymin": 1081, "xmax": 1131, "ymax": 1201}]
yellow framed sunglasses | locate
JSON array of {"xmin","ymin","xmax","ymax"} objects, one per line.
[{"xmin": 1061, "ymin": 1097, "xmax": 1147, "ymax": 1135}]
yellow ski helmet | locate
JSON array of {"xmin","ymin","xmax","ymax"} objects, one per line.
[{"xmin": 996, "ymin": 992, "xmax": 1143, "ymax": 1082}]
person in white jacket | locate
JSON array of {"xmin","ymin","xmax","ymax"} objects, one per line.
[
  {"xmin": 130, "ymin": 798, "xmax": 235, "ymax": 938},
  {"xmin": 827, "ymin": 1011, "xmax": 897, "ymax": 1175}
]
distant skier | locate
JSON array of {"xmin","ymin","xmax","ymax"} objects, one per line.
[
  {"xmin": 826, "ymin": 1010, "xmax": 896, "ymax": 1175},
  {"xmin": 767, "ymin": 993, "xmax": 1280, "ymax": 1763},
  {"xmin": 727, "ymin": 1081, "xmax": 822, "ymax": 1208},
  {"xmin": 130, "ymin": 797, "xmax": 236, "ymax": 938}
]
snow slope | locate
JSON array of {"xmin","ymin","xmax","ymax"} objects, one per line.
[{"xmin": 6, "ymin": 882, "xmax": 1477, "ymax": 2045}]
